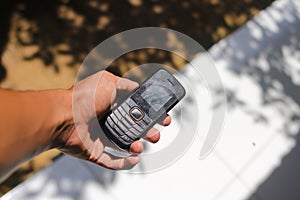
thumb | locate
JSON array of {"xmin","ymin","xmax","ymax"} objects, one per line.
[{"xmin": 116, "ymin": 78, "xmax": 139, "ymax": 92}]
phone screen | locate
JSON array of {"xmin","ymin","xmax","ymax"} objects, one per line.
[{"xmin": 141, "ymin": 84, "xmax": 172, "ymax": 111}]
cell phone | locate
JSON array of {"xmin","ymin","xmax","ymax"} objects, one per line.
[{"xmin": 102, "ymin": 69, "xmax": 186, "ymax": 150}]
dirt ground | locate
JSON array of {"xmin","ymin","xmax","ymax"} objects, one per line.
[{"xmin": 0, "ymin": 0, "xmax": 275, "ymax": 196}]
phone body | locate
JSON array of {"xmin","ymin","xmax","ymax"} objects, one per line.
[{"xmin": 102, "ymin": 69, "xmax": 186, "ymax": 150}]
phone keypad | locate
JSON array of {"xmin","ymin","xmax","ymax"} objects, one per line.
[
  {"xmin": 113, "ymin": 125, "xmax": 124, "ymax": 136},
  {"xmin": 121, "ymin": 135, "xmax": 131, "ymax": 142},
  {"xmin": 125, "ymin": 131, "xmax": 137, "ymax": 140},
  {"xmin": 124, "ymin": 110, "xmax": 137, "ymax": 125},
  {"xmin": 142, "ymin": 115, "xmax": 152, "ymax": 124},
  {"xmin": 122, "ymin": 103, "xmax": 131, "ymax": 113},
  {"xmin": 136, "ymin": 120, "xmax": 147, "ymax": 128},
  {"xmin": 118, "ymin": 106, "xmax": 127, "ymax": 117},
  {"xmin": 127, "ymin": 98, "xmax": 137, "ymax": 107},
  {"xmin": 106, "ymin": 98, "xmax": 153, "ymax": 143},
  {"xmin": 129, "ymin": 127, "xmax": 140, "ymax": 136},
  {"xmin": 114, "ymin": 109, "xmax": 123, "ymax": 120},
  {"xmin": 133, "ymin": 124, "xmax": 143, "ymax": 132},
  {"xmin": 117, "ymin": 121, "xmax": 127, "ymax": 133},
  {"xmin": 121, "ymin": 117, "xmax": 132, "ymax": 129},
  {"xmin": 107, "ymin": 117, "xmax": 113, "ymax": 126},
  {"xmin": 130, "ymin": 107, "xmax": 144, "ymax": 121}
]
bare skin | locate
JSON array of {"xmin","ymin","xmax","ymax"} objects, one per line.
[{"xmin": 0, "ymin": 70, "xmax": 171, "ymax": 182}]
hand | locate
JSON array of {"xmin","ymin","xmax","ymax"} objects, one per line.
[{"xmin": 55, "ymin": 71, "xmax": 171, "ymax": 170}]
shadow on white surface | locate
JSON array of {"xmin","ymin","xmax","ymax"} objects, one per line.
[
  {"xmin": 2, "ymin": 0, "xmax": 300, "ymax": 199},
  {"xmin": 209, "ymin": 0, "xmax": 300, "ymax": 199},
  {"xmin": 1, "ymin": 156, "xmax": 116, "ymax": 200}
]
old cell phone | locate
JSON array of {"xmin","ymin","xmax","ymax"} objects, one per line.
[{"xmin": 102, "ymin": 69, "xmax": 186, "ymax": 150}]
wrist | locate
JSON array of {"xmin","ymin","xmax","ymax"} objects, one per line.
[
  {"xmin": 47, "ymin": 88, "xmax": 74, "ymax": 149},
  {"xmin": 35, "ymin": 89, "xmax": 74, "ymax": 150}
]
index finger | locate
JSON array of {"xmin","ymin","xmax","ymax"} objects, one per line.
[{"xmin": 158, "ymin": 114, "xmax": 172, "ymax": 126}]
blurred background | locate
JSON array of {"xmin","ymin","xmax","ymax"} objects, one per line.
[{"xmin": 4, "ymin": 0, "xmax": 299, "ymax": 199}]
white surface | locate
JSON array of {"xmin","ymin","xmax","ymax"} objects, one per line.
[{"xmin": 2, "ymin": 0, "xmax": 300, "ymax": 199}]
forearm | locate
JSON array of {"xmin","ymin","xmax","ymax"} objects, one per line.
[{"xmin": 0, "ymin": 89, "xmax": 72, "ymax": 181}]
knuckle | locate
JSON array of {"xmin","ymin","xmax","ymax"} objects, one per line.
[{"xmin": 117, "ymin": 161, "xmax": 125, "ymax": 169}]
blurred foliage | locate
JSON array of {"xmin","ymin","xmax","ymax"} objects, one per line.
[{"xmin": 0, "ymin": 0, "xmax": 274, "ymax": 80}]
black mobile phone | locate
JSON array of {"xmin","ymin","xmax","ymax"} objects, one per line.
[{"xmin": 102, "ymin": 69, "xmax": 186, "ymax": 150}]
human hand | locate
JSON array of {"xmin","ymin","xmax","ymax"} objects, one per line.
[{"xmin": 55, "ymin": 71, "xmax": 171, "ymax": 170}]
